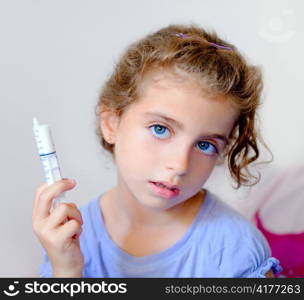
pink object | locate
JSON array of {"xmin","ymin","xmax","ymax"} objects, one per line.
[
  {"xmin": 255, "ymin": 212, "xmax": 304, "ymax": 277},
  {"xmin": 253, "ymin": 166, "xmax": 304, "ymax": 278},
  {"xmin": 175, "ymin": 33, "xmax": 233, "ymax": 50}
]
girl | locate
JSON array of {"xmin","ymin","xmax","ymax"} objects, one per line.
[{"xmin": 33, "ymin": 24, "xmax": 282, "ymax": 277}]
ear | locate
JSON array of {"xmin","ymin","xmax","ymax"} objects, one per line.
[{"xmin": 99, "ymin": 110, "xmax": 120, "ymax": 144}]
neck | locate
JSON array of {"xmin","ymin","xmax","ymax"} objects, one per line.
[{"xmin": 103, "ymin": 181, "xmax": 205, "ymax": 230}]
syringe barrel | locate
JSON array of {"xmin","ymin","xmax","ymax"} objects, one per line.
[
  {"xmin": 33, "ymin": 118, "xmax": 65, "ymax": 208},
  {"xmin": 39, "ymin": 152, "xmax": 63, "ymax": 185}
]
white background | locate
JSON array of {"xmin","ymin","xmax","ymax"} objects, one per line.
[{"xmin": 0, "ymin": 0, "xmax": 303, "ymax": 277}]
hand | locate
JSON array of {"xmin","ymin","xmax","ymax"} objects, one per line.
[{"xmin": 32, "ymin": 179, "xmax": 84, "ymax": 277}]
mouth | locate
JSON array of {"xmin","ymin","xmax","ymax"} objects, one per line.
[
  {"xmin": 152, "ymin": 181, "xmax": 180, "ymax": 191},
  {"xmin": 149, "ymin": 181, "xmax": 180, "ymax": 199}
]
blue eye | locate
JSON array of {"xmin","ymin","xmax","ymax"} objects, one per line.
[
  {"xmin": 149, "ymin": 124, "xmax": 170, "ymax": 139},
  {"xmin": 197, "ymin": 141, "xmax": 218, "ymax": 155},
  {"xmin": 149, "ymin": 124, "xmax": 218, "ymax": 156}
]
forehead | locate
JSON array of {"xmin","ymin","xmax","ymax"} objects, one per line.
[
  {"xmin": 136, "ymin": 68, "xmax": 238, "ymax": 117},
  {"xmin": 138, "ymin": 67, "xmax": 210, "ymax": 97},
  {"xmin": 123, "ymin": 68, "xmax": 239, "ymax": 141}
]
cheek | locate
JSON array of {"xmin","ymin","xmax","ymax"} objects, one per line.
[
  {"xmin": 135, "ymin": 128, "xmax": 164, "ymax": 162},
  {"xmin": 192, "ymin": 155, "xmax": 217, "ymax": 181},
  {"xmin": 115, "ymin": 126, "xmax": 157, "ymax": 165}
]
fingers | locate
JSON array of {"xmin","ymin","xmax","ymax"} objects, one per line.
[
  {"xmin": 33, "ymin": 179, "xmax": 76, "ymax": 223},
  {"xmin": 57, "ymin": 219, "xmax": 83, "ymax": 241},
  {"xmin": 47, "ymin": 202, "xmax": 83, "ymax": 229},
  {"xmin": 33, "ymin": 182, "xmax": 48, "ymax": 216},
  {"xmin": 36, "ymin": 218, "xmax": 83, "ymax": 253}
]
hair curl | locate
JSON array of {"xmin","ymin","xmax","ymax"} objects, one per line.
[{"xmin": 95, "ymin": 23, "xmax": 272, "ymax": 189}]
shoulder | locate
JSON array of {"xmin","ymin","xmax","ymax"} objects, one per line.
[
  {"xmin": 78, "ymin": 195, "xmax": 105, "ymax": 276},
  {"xmin": 195, "ymin": 190, "xmax": 282, "ymax": 277},
  {"xmin": 79, "ymin": 195, "xmax": 101, "ymax": 227},
  {"xmin": 78, "ymin": 194, "xmax": 104, "ymax": 246},
  {"xmin": 202, "ymin": 190, "xmax": 267, "ymax": 245}
]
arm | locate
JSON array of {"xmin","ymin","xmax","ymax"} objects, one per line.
[{"xmin": 265, "ymin": 269, "xmax": 274, "ymax": 278}]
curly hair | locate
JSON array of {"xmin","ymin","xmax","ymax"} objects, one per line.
[{"xmin": 95, "ymin": 23, "xmax": 272, "ymax": 189}]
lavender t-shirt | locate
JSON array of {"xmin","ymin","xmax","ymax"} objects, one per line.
[{"xmin": 39, "ymin": 189, "xmax": 282, "ymax": 277}]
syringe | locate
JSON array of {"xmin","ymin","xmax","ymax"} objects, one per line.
[{"xmin": 33, "ymin": 117, "xmax": 65, "ymax": 209}]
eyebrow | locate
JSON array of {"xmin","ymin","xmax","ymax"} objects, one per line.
[{"xmin": 143, "ymin": 111, "xmax": 229, "ymax": 145}]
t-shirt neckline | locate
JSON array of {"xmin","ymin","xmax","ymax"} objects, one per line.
[{"xmin": 92, "ymin": 188, "xmax": 213, "ymax": 266}]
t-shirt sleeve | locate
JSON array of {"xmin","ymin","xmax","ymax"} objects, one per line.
[
  {"xmin": 38, "ymin": 247, "xmax": 53, "ymax": 278},
  {"xmin": 240, "ymin": 228, "xmax": 283, "ymax": 278},
  {"xmin": 245, "ymin": 257, "xmax": 282, "ymax": 278},
  {"xmin": 211, "ymin": 220, "xmax": 283, "ymax": 277}
]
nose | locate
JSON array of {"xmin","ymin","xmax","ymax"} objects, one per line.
[{"xmin": 166, "ymin": 146, "xmax": 191, "ymax": 176}]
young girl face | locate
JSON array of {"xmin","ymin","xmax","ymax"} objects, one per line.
[{"xmin": 101, "ymin": 70, "xmax": 239, "ymax": 210}]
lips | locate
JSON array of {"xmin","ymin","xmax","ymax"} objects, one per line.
[
  {"xmin": 149, "ymin": 181, "xmax": 180, "ymax": 199},
  {"xmin": 152, "ymin": 181, "xmax": 180, "ymax": 192}
]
